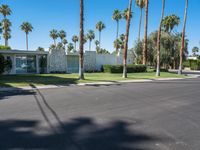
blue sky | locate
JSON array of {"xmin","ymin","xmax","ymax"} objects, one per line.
[{"xmin": 0, "ymin": 0, "xmax": 199, "ymax": 54}]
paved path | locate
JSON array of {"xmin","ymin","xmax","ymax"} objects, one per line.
[{"xmin": 0, "ymin": 78, "xmax": 200, "ymax": 150}]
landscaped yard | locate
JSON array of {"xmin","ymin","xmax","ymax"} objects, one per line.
[{"xmin": 0, "ymin": 71, "xmax": 187, "ymax": 88}]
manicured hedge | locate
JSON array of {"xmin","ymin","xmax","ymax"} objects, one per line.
[{"xmin": 103, "ymin": 64, "xmax": 147, "ymax": 73}]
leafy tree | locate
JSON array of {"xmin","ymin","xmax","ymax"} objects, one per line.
[
  {"xmin": 96, "ymin": 21, "xmax": 105, "ymax": 50},
  {"xmin": 50, "ymin": 29, "xmax": 58, "ymax": 45},
  {"xmin": 20, "ymin": 22, "xmax": 33, "ymax": 50},
  {"xmin": 62, "ymin": 38, "xmax": 68, "ymax": 49},
  {"xmin": 86, "ymin": 30, "xmax": 95, "ymax": 51},
  {"xmin": 36, "ymin": 47, "xmax": 45, "ymax": 52},
  {"xmin": 192, "ymin": 47, "xmax": 199, "ymax": 57},
  {"xmin": 135, "ymin": 0, "xmax": 145, "ymax": 41}
]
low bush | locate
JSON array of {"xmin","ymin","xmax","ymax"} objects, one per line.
[
  {"xmin": 189, "ymin": 60, "xmax": 200, "ymax": 70},
  {"xmin": 0, "ymin": 45, "xmax": 11, "ymax": 50},
  {"xmin": 103, "ymin": 64, "xmax": 147, "ymax": 73}
]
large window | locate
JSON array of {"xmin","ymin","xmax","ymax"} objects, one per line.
[{"xmin": 16, "ymin": 55, "xmax": 36, "ymax": 74}]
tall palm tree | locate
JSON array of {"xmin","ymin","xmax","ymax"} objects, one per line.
[
  {"xmin": 96, "ymin": 21, "xmax": 105, "ymax": 50},
  {"xmin": 112, "ymin": 10, "xmax": 122, "ymax": 52},
  {"xmin": 86, "ymin": 30, "xmax": 95, "ymax": 51},
  {"xmin": 58, "ymin": 30, "xmax": 66, "ymax": 41},
  {"xmin": 136, "ymin": 0, "xmax": 145, "ymax": 41},
  {"xmin": 72, "ymin": 35, "xmax": 79, "ymax": 51},
  {"xmin": 123, "ymin": 0, "xmax": 133, "ymax": 78},
  {"xmin": 2, "ymin": 19, "xmax": 11, "ymax": 46},
  {"xmin": 143, "ymin": 0, "xmax": 149, "ymax": 65},
  {"xmin": 179, "ymin": 0, "xmax": 188, "ymax": 75},
  {"xmin": 79, "ymin": 0, "xmax": 84, "ymax": 80},
  {"xmin": 0, "ymin": 4, "xmax": 12, "ymax": 19},
  {"xmin": 20, "ymin": 22, "xmax": 33, "ymax": 50},
  {"xmin": 156, "ymin": 0, "xmax": 165, "ymax": 77},
  {"xmin": 50, "ymin": 29, "xmax": 58, "ymax": 46}
]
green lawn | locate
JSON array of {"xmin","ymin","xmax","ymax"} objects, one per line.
[{"xmin": 0, "ymin": 72, "xmax": 187, "ymax": 88}]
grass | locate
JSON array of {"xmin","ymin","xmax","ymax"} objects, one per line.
[{"xmin": 0, "ymin": 71, "xmax": 187, "ymax": 88}]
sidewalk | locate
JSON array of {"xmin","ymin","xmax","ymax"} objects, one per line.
[{"xmin": 1, "ymin": 75, "xmax": 199, "ymax": 92}]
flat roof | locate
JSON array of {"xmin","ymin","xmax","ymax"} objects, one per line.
[{"xmin": 0, "ymin": 49, "xmax": 49, "ymax": 55}]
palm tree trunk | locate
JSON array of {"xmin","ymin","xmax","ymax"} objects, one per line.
[
  {"xmin": 5, "ymin": 38, "xmax": 8, "ymax": 47},
  {"xmin": 123, "ymin": 0, "xmax": 132, "ymax": 78},
  {"xmin": 79, "ymin": 0, "xmax": 84, "ymax": 80},
  {"xmin": 89, "ymin": 40, "xmax": 91, "ymax": 51},
  {"xmin": 75, "ymin": 42, "xmax": 76, "ymax": 51},
  {"xmin": 143, "ymin": 0, "xmax": 148, "ymax": 65},
  {"xmin": 54, "ymin": 39, "xmax": 56, "ymax": 46},
  {"xmin": 116, "ymin": 21, "xmax": 119, "ymax": 53},
  {"xmin": 26, "ymin": 33, "xmax": 29, "ymax": 51},
  {"xmin": 138, "ymin": 8, "xmax": 143, "ymax": 41},
  {"xmin": 156, "ymin": 0, "xmax": 165, "ymax": 77},
  {"xmin": 99, "ymin": 31, "xmax": 101, "ymax": 50},
  {"xmin": 179, "ymin": 0, "xmax": 188, "ymax": 75}
]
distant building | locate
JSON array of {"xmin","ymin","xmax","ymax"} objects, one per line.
[{"xmin": 0, "ymin": 49, "xmax": 135, "ymax": 74}]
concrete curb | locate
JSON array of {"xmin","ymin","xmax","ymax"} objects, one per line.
[{"xmin": 0, "ymin": 75, "xmax": 199, "ymax": 92}]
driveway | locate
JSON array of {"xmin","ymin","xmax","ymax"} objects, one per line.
[{"xmin": 0, "ymin": 78, "xmax": 200, "ymax": 150}]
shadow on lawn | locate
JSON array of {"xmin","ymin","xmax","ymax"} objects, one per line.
[{"xmin": 0, "ymin": 74, "xmax": 78, "ymax": 100}]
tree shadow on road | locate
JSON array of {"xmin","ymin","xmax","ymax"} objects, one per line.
[{"xmin": 0, "ymin": 117, "xmax": 166, "ymax": 150}]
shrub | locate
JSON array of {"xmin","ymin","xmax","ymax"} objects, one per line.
[
  {"xmin": 103, "ymin": 64, "xmax": 147, "ymax": 73},
  {"xmin": 189, "ymin": 60, "xmax": 200, "ymax": 70},
  {"xmin": 0, "ymin": 54, "xmax": 12, "ymax": 74},
  {"xmin": 0, "ymin": 45, "xmax": 11, "ymax": 50},
  {"xmin": 0, "ymin": 54, "xmax": 5, "ymax": 74},
  {"xmin": 183, "ymin": 60, "xmax": 190, "ymax": 68}
]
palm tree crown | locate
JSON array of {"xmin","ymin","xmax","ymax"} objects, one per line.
[
  {"xmin": 87, "ymin": 30, "xmax": 95, "ymax": 51},
  {"xmin": 135, "ymin": 0, "xmax": 145, "ymax": 9},
  {"xmin": 58, "ymin": 30, "xmax": 66, "ymax": 40},
  {"xmin": 112, "ymin": 10, "xmax": 122, "ymax": 22},
  {"xmin": 0, "ymin": 4, "xmax": 12, "ymax": 18},
  {"xmin": 20, "ymin": 22, "xmax": 33, "ymax": 34},
  {"xmin": 96, "ymin": 21, "xmax": 106, "ymax": 32},
  {"xmin": 162, "ymin": 15, "xmax": 180, "ymax": 33},
  {"xmin": 50, "ymin": 29, "xmax": 58, "ymax": 45}
]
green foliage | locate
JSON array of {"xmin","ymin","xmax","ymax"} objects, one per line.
[
  {"xmin": 0, "ymin": 54, "xmax": 12, "ymax": 74},
  {"xmin": 39, "ymin": 56, "xmax": 47, "ymax": 74},
  {"xmin": 189, "ymin": 60, "xmax": 200, "ymax": 70},
  {"xmin": 36, "ymin": 47, "xmax": 45, "ymax": 52},
  {"xmin": 103, "ymin": 64, "xmax": 147, "ymax": 73},
  {"xmin": 0, "ymin": 45, "xmax": 11, "ymax": 50},
  {"xmin": 97, "ymin": 48, "xmax": 110, "ymax": 54},
  {"xmin": 183, "ymin": 60, "xmax": 190, "ymax": 68}
]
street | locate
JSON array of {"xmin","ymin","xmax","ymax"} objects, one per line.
[{"xmin": 0, "ymin": 78, "xmax": 200, "ymax": 150}]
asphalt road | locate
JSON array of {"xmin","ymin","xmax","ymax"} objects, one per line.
[{"xmin": 0, "ymin": 78, "xmax": 200, "ymax": 150}]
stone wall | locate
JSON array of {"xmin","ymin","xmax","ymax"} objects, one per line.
[{"xmin": 49, "ymin": 49, "xmax": 67, "ymax": 73}]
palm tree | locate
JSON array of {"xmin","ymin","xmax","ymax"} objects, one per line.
[
  {"xmin": 156, "ymin": 0, "xmax": 165, "ymax": 77},
  {"xmin": 86, "ymin": 30, "xmax": 95, "ymax": 51},
  {"xmin": 0, "ymin": 4, "xmax": 12, "ymax": 19},
  {"xmin": 162, "ymin": 15, "xmax": 180, "ymax": 33},
  {"xmin": 136, "ymin": 0, "xmax": 145, "ymax": 41},
  {"xmin": 67, "ymin": 43, "xmax": 74, "ymax": 53},
  {"xmin": 112, "ymin": 10, "xmax": 122, "ymax": 41},
  {"xmin": 20, "ymin": 22, "xmax": 33, "ymax": 50},
  {"xmin": 58, "ymin": 30, "xmax": 66, "ymax": 41},
  {"xmin": 79, "ymin": 0, "xmax": 84, "ymax": 80},
  {"xmin": 0, "ymin": 5, "xmax": 12, "ymax": 47},
  {"xmin": 62, "ymin": 38, "xmax": 68, "ymax": 49},
  {"xmin": 179, "ymin": 0, "xmax": 188, "ymax": 75},
  {"xmin": 96, "ymin": 21, "xmax": 105, "ymax": 50},
  {"xmin": 50, "ymin": 29, "xmax": 58, "ymax": 45},
  {"xmin": 143, "ymin": 0, "xmax": 149, "ymax": 65},
  {"xmin": 72, "ymin": 35, "xmax": 79, "ymax": 51},
  {"xmin": 2, "ymin": 19, "xmax": 11, "ymax": 46},
  {"xmin": 123, "ymin": 0, "xmax": 133, "ymax": 78}
]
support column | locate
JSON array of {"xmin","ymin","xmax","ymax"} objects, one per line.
[
  {"xmin": 12, "ymin": 54, "xmax": 16, "ymax": 74},
  {"xmin": 36, "ymin": 55, "xmax": 40, "ymax": 74}
]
